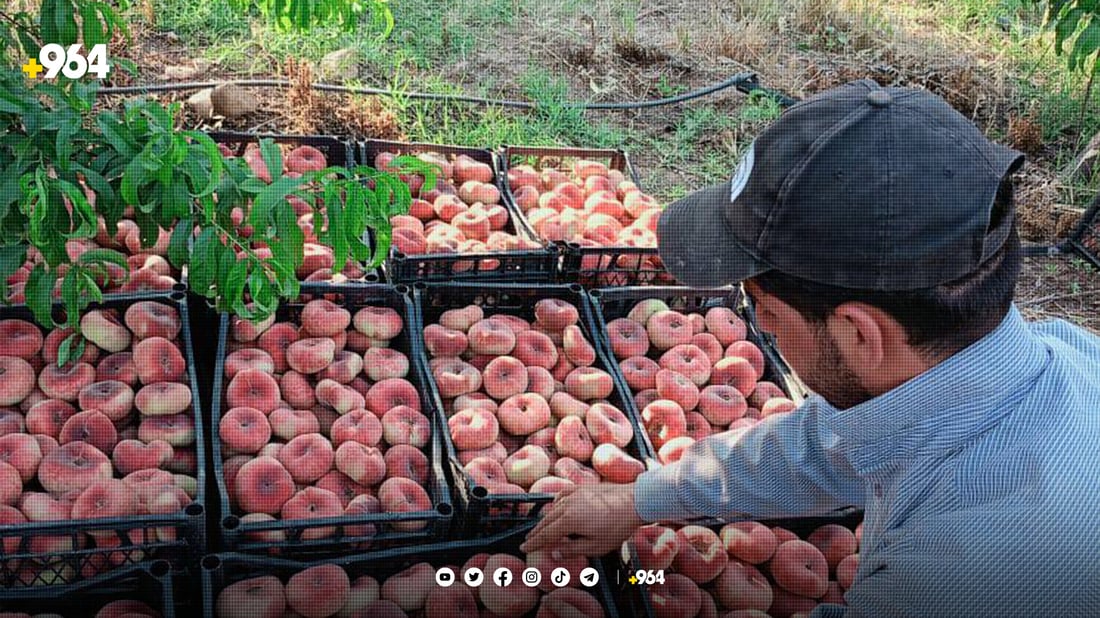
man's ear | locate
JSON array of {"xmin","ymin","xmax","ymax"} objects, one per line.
[{"xmin": 825, "ymin": 302, "xmax": 888, "ymax": 377}]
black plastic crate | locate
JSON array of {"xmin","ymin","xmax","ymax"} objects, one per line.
[
  {"xmin": 208, "ymin": 283, "xmax": 453, "ymax": 559},
  {"xmin": 202, "ymin": 524, "xmax": 620, "ymax": 618},
  {"xmin": 359, "ymin": 139, "xmax": 558, "ymax": 284},
  {"xmin": 1068, "ymin": 192, "xmax": 1100, "ymax": 269},
  {"xmin": 498, "ymin": 145, "xmax": 676, "ymax": 287},
  {"xmin": 207, "ymin": 131, "xmax": 381, "ymax": 284},
  {"xmin": 0, "ymin": 560, "xmax": 175, "ymax": 615},
  {"xmin": 0, "ymin": 291, "xmax": 206, "ymax": 589},
  {"xmin": 410, "ymin": 282, "xmax": 652, "ymax": 537},
  {"xmin": 613, "ymin": 512, "xmax": 864, "ymax": 618},
  {"xmin": 588, "ymin": 286, "xmax": 809, "ymax": 468}
]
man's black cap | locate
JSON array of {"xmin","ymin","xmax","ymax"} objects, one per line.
[{"xmin": 657, "ymin": 79, "xmax": 1025, "ymax": 290}]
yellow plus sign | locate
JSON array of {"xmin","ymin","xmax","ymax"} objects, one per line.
[
  {"xmin": 22, "ymin": 57, "xmax": 44, "ymax": 79},
  {"xmin": 628, "ymin": 575, "xmax": 638, "ymax": 585}
]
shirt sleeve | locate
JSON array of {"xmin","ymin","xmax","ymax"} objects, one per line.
[
  {"xmin": 835, "ymin": 506, "xmax": 1100, "ymax": 618},
  {"xmin": 810, "ymin": 603, "xmax": 850, "ymax": 618},
  {"xmin": 633, "ymin": 396, "xmax": 866, "ymax": 522}
]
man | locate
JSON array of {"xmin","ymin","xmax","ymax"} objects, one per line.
[{"xmin": 522, "ymin": 79, "xmax": 1100, "ymax": 616}]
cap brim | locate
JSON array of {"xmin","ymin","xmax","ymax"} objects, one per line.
[{"xmin": 657, "ymin": 181, "xmax": 772, "ymax": 288}]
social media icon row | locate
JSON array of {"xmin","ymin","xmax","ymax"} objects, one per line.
[{"xmin": 435, "ymin": 566, "xmax": 599, "ymax": 588}]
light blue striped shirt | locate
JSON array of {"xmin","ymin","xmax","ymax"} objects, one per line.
[{"xmin": 634, "ymin": 306, "xmax": 1100, "ymax": 617}]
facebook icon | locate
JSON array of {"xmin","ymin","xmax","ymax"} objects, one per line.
[{"xmin": 493, "ymin": 567, "xmax": 513, "ymax": 587}]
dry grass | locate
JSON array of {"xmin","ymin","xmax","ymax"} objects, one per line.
[
  {"xmin": 284, "ymin": 58, "xmax": 319, "ymax": 134},
  {"xmin": 335, "ymin": 96, "xmax": 405, "ymax": 141}
]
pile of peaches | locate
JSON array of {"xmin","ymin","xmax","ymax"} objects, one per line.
[
  {"xmin": 222, "ymin": 142, "xmax": 374, "ymax": 284},
  {"xmin": 375, "ymin": 150, "xmax": 544, "ymax": 261},
  {"xmin": 603, "ymin": 299, "xmax": 797, "ymax": 463},
  {"xmin": 0, "ymin": 301, "xmax": 199, "ymax": 579},
  {"xmin": 506, "ymin": 157, "xmax": 673, "ymax": 280},
  {"xmin": 423, "ymin": 298, "xmax": 646, "ymax": 496},
  {"xmin": 217, "ymin": 298, "xmax": 435, "ymax": 542},
  {"xmin": 629, "ymin": 520, "xmax": 861, "ymax": 618},
  {"xmin": 214, "ymin": 553, "xmax": 607, "ymax": 618},
  {"xmin": 6, "ymin": 189, "xmax": 184, "ymax": 304}
]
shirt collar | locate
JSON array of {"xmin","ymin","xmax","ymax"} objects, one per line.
[{"xmin": 821, "ymin": 306, "xmax": 1051, "ymax": 476}]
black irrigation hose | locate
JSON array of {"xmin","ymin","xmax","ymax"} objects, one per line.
[{"xmin": 94, "ymin": 71, "xmax": 801, "ymax": 109}]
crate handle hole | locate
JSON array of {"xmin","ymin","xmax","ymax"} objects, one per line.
[
  {"xmin": 201, "ymin": 555, "xmax": 221, "ymax": 570},
  {"xmin": 471, "ymin": 486, "xmax": 489, "ymax": 499},
  {"xmin": 149, "ymin": 560, "xmax": 171, "ymax": 577},
  {"xmin": 223, "ymin": 515, "xmax": 240, "ymax": 531},
  {"xmin": 436, "ymin": 503, "xmax": 454, "ymax": 517},
  {"xmin": 185, "ymin": 503, "xmax": 204, "ymax": 517}
]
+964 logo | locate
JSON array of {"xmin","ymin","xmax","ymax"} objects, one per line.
[{"xmin": 22, "ymin": 43, "xmax": 110, "ymax": 80}]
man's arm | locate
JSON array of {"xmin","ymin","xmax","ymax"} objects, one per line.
[
  {"xmin": 523, "ymin": 396, "xmax": 865, "ymax": 558},
  {"xmin": 636, "ymin": 395, "xmax": 866, "ymax": 522}
]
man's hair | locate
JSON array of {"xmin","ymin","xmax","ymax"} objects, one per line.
[{"xmin": 751, "ymin": 178, "xmax": 1022, "ymax": 359}]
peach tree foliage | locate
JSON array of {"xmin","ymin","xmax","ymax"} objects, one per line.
[
  {"xmin": 0, "ymin": 0, "xmax": 433, "ymax": 366},
  {"xmin": 228, "ymin": 0, "xmax": 395, "ymax": 33},
  {"xmin": 1041, "ymin": 0, "xmax": 1100, "ymax": 74}
]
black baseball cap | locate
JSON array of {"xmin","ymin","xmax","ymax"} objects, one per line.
[{"xmin": 657, "ymin": 79, "xmax": 1025, "ymax": 290}]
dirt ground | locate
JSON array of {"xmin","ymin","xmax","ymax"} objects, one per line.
[{"xmin": 105, "ymin": 0, "xmax": 1100, "ymax": 333}]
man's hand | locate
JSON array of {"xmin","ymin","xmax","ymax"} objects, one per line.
[{"xmin": 520, "ymin": 483, "xmax": 644, "ymax": 558}]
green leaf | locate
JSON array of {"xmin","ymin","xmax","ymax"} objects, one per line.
[
  {"xmin": 56, "ymin": 180, "xmax": 97, "ymax": 239},
  {"xmin": 25, "ymin": 265, "xmax": 56, "ymax": 328},
  {"xmin": 224, "ymin": 257, "xmax": 249, "ymax": 315},
  {"xmin": 40, "ymin": 0, "xmax": 66, "ymax": 45},
  {"xmin": 77, "ymin": 248, "xmax": 129, "ymax": 271},
  {"xmin": 189, "ymin": 227, "xmax": 219, "ymax": 294},
  {"xmin": 1056, "ymin": 8, "xmax": 1086, "ymax": 54},
  {"xmin": 1048, "ymin": 0, "xmax": 1071, "ymax": 23},
  {"xmin": 59, "ymin": 267, "xmax": 81, "ymax": 321},
  {"xmin": 77, "ymin": 167, "xmax": 123, "ymax": 228},
  {"xmin": 168, "ymin": 217, "xmax": 192, "ymax": 269},
  {"xmin": 79, "ymin": 1, "xmax": 107, "ymax": 47},
  {"xmin": 57, "ymin": 332, "xmax": 78, "ymax": 367},
  {"xmin": 55, "ymin": 0, "xmax": 79, "ymax": 45},
  {"xmin": 120, "ymin": 156, "xmax": 149, "ymax": 207},
  {"xmin": 181, "ymin": 131, "xmax": 224, "ymax": 197},
  {"xmin": 0, "ymin": 245, "xmax": 27, "ymax": 303},
  {"xmin": 250, "ymin": 175, "xmax": 304, "ymax": 229},
  {"xmin": 1072, "ymin": 18, "xmax": 1100, "ymax": 71},
  {"xmin": 259, "ymin": 139, "xmax": 283, "ymax": 184},
  {"xmin": 96, "ymin": 113, "xmax": 137, "ymax": 157}
]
